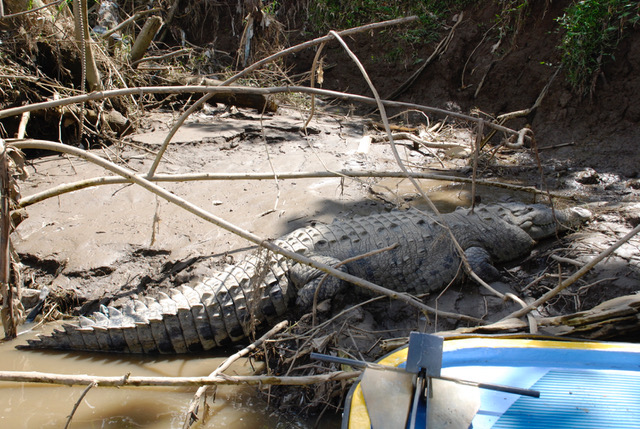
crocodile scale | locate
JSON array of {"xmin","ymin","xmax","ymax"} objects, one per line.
[{"xmin": 19, "ymin": 202, "xmax": 590, "ymax": 354}]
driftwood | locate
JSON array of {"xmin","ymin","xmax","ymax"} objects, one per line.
[
  {"xmin": 0, "ymin": 140, "xmax": 14, "ymax": 338},
  {"xmin": 540, "ymin": 294, "xmax": 640, "ymax": 339},
  {"xmin": 129, "ymin": 15, "xmax": 163, "ymax": 66},
  {"xmin": 10, "ymin": 139, "xmax": 483, "ymax": 325},
  {"xmin": 502, "ymin": 222, "xmax": 640, "ymax": 321},
  {"xmin": 15, "ymin": 168, "xmax": 568, "ymax": 209},
  {"xmin": 181, "ymin": 77, "xmax": 278, "ymax": 112},
  {"xmin": 433, "ymin": 293, "xmax": 640, "ymax": 339},
  {"xmin": 0, "ymin": 369, "xmax": 360, "ymax": 387}
]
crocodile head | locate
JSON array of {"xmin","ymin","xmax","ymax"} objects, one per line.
[{"xmin": 480, "ymin": 202, "xmax": 591, "ymax": 240}]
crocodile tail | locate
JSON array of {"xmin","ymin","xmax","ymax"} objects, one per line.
[{"xmin": 19, "ymin": 255, "xmax": 292, "ymax": 354}]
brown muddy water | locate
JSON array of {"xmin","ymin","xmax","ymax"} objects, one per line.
[{"xmin": 0, "ymin": 325, "xmax": 330, "ymax": 428}]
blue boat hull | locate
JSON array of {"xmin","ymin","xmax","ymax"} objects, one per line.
[{"xmin": 343, "ymin": 337, "xmax": 640, "ymax": 429}]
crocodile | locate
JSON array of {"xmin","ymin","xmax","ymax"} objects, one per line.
[{"xmin": 19, "ymin": 202, "xmax": 589, "ymax": 354}]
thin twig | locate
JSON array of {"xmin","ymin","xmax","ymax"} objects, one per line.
[
  {"xmin": 0, "ymin": 0, "xmax": 64, "ymax": 19},
  {"xmin": 64, "ymin": 381, "xmax": 97, "ymax": 429},
  {"xmin": 311, "ymin": 243, "xmax": 399, "ymax": 326},
  {"xmin": 146, "ymin": 16, "xmax": 420, "ymax": 177},
  {"xmin": 131, "ymin": 48, "xmax": 190, "ymax": 67},
  {"xmin": 182, "ymin": 321, "xmax": 288, "ymax": 429},
  {"xmin": 11, "ymin": 140, "xmax": 483, "ymax": 324},
  {"xmin": 303, "ymin": 42, "xmax": 326, "ymax": 132},
  {"xmin": 100, "ymin": 8, "xmax": 162, "ymax": 39}
]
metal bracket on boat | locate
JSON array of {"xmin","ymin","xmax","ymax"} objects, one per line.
[
  {"xmin": 406, "ymin": 332, "xmax": 443, "ymax": 429},
  {"xmin": 311, "ymin": 333, "xmax": 540, "ymax": 429}
]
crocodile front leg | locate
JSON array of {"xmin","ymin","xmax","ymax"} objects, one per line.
[
  {"xmin": 464, "ymin": 246, "xmax": 502, "ymax": 282},
  {"xmin": 289, "ymin": 255, "xmax": 346, "ymax": 310}
]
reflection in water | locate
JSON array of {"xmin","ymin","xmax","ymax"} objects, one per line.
[{"xmin": 0, "ymin": 326, "xmax": 323, "ymax": 428}]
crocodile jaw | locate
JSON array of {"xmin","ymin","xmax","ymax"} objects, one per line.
[{"xmin": 488, "ymin": 203, "xmax": 591, "ymax": 240}]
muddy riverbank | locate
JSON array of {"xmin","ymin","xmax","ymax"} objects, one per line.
[{"xmin": 3, "ymin": 103, "xmax": 639, "ymax": 427}]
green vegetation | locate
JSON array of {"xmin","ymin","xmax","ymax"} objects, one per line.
[
  {"xmin": 557, "ymin": 0, "xmax": 639, "ymax": 95},
  {"xmin": 306, "ymin": 0, "xmax": 474, "ymax": 44},
  {"xmin": 284, "ymin": 0, "xmax": 638, "ymax": 91}
]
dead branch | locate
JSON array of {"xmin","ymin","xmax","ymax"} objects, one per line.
[
  {"xmin": 100, "ymin": 8, "xmax": 162, "ymax": 40},
  {"xmin": 496, "ymin": 67, "xmax": 561, "ymax": 123},
  {"xmin": 0, "ymin": 85, "xmax": 526, "ymax": 138},
  {"xmin": 0, "ymin": 369, "xmax": 361, "ymax": 387},
  {"xmin": 0, "ymin": 139, "xmax": 15, "ymax": 338},
  {"xmin": 132, "ymin": 48, "xmax": 189, "ymax": 67},
  {"xmin": 303, "ymin": 41, "xmax": 326, "ymax": 132},
  {"xmin": 369, "ymin": 132, "xmax": 467, "ymax": 149},
  {"xmin": 502, "ymin": 222, "xmax": 640, "ymax": 321},
  {"xmin": 147, "ymin": 15, "xmax": 420, "ymax": 177},
  {"xmin": 129, "ymin": 15, "xmax": 163, "ymax": 66},
  {"xmin": 435, "ymin": 293, "xmax": 640, "ymax": 340},
  {"xmin": 539, "ymin": 293, "xmax": 640, "ymax": 338},
  {"xmin": 183, "ymin": 321, "xmax": 289, "ymax": 429},
  {"xmin": 383, "ymin": 12, "xmax": 464, "ymax": 101},
  {"xmin": 9, "ymin": 139, "xmax": 484, "ymax": 325},
  {"xmin": 16, "ymin": 169, "xmax": 568, "ymax": 209}
]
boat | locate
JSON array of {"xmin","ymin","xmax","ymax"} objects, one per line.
[{"xmin": 338, "ymin": 334, "xmax": 640, "ymax": 429}]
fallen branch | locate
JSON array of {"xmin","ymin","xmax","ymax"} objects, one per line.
[
  {"xmin": 435, "ymin": 293, "xmax": 640, "ymax": 340},
  {"xmin": 100, "ymin": 8, "xmax": 162, "ymax": 40},
  {"xmin": 147, "ymin": 15, "xmax": 420, "ymax": 177},
  {"xmin": 383, "ymin": 12, "xmax": 464, "ymax": 101},
  {"xmin": 0, "ymin": 369, "xmax": 361, "ymax": 387},
  {"xmin": 183, "ymin": 321, "xmax": 289, "ymax": 429},
  {"xmin": 15, "ymin": 168, "xmax": 568, "ymax": 209},
  {"xmin": 129, "ymin": 15, "xmax": 163, "ymax": 66},
  {"xmin": 0, "ymin": 0, "xmax": 63, "ymax": 19},
  {"xmin": 9, "ymin": 139, "xmax": 484, "ymax": 324},
  {"xmin": 0, "ymin": 85, "xmax": 525, "ymax": 137},
  {"xmin": 496, "ymin": 67, "xmax": 561, "ymax": 123},
  {"xmin": 369, "ymin": 132, "xmax": 466, "ymax": 149},
  {"xmin": 132, "ymin": 48, "xmax": 190, "ymax": 67},
  {"xmin": 539, "ymin": 293, "xmax": 640, "ymax": 338},
  {"xmin": 0, "ymin": 139, "xmax": 15, "ymax": 338}
]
